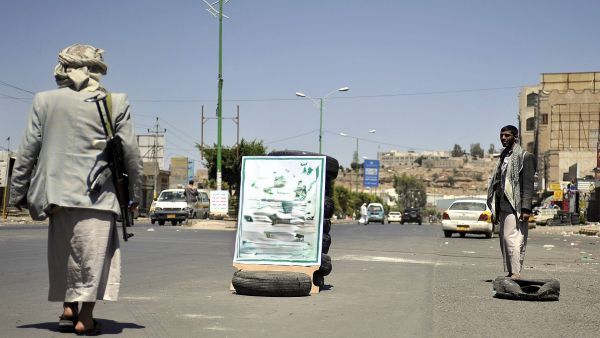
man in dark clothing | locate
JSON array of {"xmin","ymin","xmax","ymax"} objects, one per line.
[
  {"xmin": 185, "ymin": 180, "xmax": 199, "ymax": 204},
  {"xmin": 487, "ymin": 125, "xmax": 536, "ymax": 280}
]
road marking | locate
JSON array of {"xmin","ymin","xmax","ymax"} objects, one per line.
[
  {"xmin": 120, "ymin": 296, "xmax": 156, "ymax": 300},
  {"xmin": 183, "ymin": 314, "xmax": 225, "ymax": 319},
  {"xmin": 335, "ymin": 254, "xmax": 444, "ymax": 265}
]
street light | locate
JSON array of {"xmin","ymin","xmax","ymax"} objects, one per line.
[
  {"xmin": 339, "ymin": 130, "xmax": 376, "ymax": 192},
  {"xmin": 295, "ymin": 86, "xmax": 349, "ymax": 153}
]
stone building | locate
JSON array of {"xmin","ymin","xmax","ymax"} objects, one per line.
[{"xmin": 519, "ymin": 72, "xmax": 600, "ymax": 191}]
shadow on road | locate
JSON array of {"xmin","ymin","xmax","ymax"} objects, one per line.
[{"xmin": 17, "ymin": 318, "xmax": 145, "ymax": 334}]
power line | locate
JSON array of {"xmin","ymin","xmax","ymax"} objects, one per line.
[
  {"xmin": 128, "ymin": 84, "xmax": 527, "ymax": 103},
  {"xmin": 0, "ymin": 80, "xmax": 35, "ymax": 95},
  {"xmin": 323, "ymin": 130, "xmax": 434, "ymax": 151},
  {"xmin": 264, "ymin": 129, "xmax": 319, "ymax": 145}
]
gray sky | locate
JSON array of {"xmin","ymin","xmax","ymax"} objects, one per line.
[{"xmin": 1, "ymin": 0, "xmax": 599, "ymax": 167}]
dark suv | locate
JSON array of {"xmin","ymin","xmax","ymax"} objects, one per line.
[{"xmin": 401, "ymin": 208, "xmax": 422, "ymax": 225}]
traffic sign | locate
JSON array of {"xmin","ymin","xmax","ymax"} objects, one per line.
[{"xmin": 363, "ymin": 159, "xmax": 379, "ymax": 188}]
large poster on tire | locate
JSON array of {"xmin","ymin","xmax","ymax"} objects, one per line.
[{"xmin": 234, "ymin": 156, "xmax": 325, "ymax": 265}]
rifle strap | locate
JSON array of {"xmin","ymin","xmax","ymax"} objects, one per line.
[{"xmin": 102, "ymin": 93, "xmax": 114, "ymax": 138}]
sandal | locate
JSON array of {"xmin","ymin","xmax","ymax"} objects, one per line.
[
  {"xmin": 75, "ymin": 319, "xmax": 102, "ymax": 336},
  {"xmin": 58, "ymin": 314, "xmax": 77, "ymax": 332}
]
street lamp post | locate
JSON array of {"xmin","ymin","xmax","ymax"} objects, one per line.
[
  {"xmin": 295, "ymin": 87, "xmax": 349, "ymax": 153},
  {"xmin": 340, "ymin": 130, "xmax": 376, "ymax": 192}
]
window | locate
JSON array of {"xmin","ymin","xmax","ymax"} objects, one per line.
[
  {"xmin": 449, "ymin": 202, "xmax": 486, "ymax": 211},
  {"xmin": 526, "ymin": 117, "xmax": 535, "ymax": 131},
  {"xmin": 541, "ymin": 114, "xmax": 548, "ymax": 124},
  {"xmin": 526, "ymin": 93, "xmax": 538, "ymax": 107}
]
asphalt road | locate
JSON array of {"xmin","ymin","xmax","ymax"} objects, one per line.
[{"xmin": 1, "ymin": 221, "xmax": 599, "ymax": 338}]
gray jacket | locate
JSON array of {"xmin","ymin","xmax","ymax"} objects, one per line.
[
  {"xmin": 487, "ymin": 145, "xmax": 535, "ymax": 220},
  {"xmin": 10, "ymin": 87, "xmax": 142, "ymax": 220}
]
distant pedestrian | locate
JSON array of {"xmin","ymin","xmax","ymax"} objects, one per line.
[
  {"xmin": 10, "ymin": 44, "xmax": 142, "ymax": 335},
  {"xmin": 487, "ymin": 125, "xmax": 535, "ymax": 280},
  {"xmin": 185, "ymin": 180, "xmax": 199, "ymax": 204},
  {"xmin": 359, "ymin": 203, "xmax": 367, "ymax": 225}
]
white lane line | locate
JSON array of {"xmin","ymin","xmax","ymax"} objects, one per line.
[
  {"xmin": 183, "ymin": 314, "xmax": 225, "ymax": 319},
  {"xmin": 334, "ymin": 254, "xmax": 444, "ymax": 265}
]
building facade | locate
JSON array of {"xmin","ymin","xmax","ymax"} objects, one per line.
[{"xmin": 519, "ymin": 72, "xmax": 600, "ymax": 191}]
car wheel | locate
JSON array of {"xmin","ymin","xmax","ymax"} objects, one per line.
[
  {"xmin": 485, "ymin": 232, "xmax": 493, "ymax": 239},
  {"xmin": 365, "ymin": 221, "xmax": 369, "ymax": 225},
  {"xmin": 232, "ymin": 270, "xmax": 312, "ymax": 297},
  {"xmin": 158, "ymin": 220, "xmax": 165, "ymax": 226},
  {"xmin": 418, "ymin": 221, "xmax": 422, "ymax": 225},
  {"xmin": 444, "ymin": 231, "xmax": 452, "ymax": 238},
  {"xmin": 171, "ymin": 220, "xmax": 177, "ymax": 226},
  {"xmin": 151, "ymin": 219, "xmax": 156, "ymax": 224},
  {"xmin": 459, "ymin": 233, "xmax": 466, "ymax": 238},
  {"xmin": 401, "ymin": 221, "xmax": 405, "ymax": 224}
]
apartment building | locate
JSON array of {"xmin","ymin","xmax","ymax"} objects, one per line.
[{"xmin": 518, "ymin": 72, "xmax": 600, "ymax": 191}]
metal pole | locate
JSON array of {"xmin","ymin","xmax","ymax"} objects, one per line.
[
  {"xmin": 355, "ymin": 137, "xmax": 359, "ymax": 192},
  {"xmin": 200, "ymin": 105, "xmax": 204, "ymax": 160},
  {"xmin": 319, "ymin": 98, "xmax": 323, "ymax": 153},
  {"xmin": 216, "ymin": 0, "xmax": 224, "ymax": 191}
]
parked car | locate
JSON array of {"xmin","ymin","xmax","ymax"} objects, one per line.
[
  {"xmin": 366, "ymin": 203, "xmax": 385, "ymax": 224},
  {"xmin": 387, "ymin": 211, "xmax": 402, "ymax": 223},
  {"xmin": 188, "ymin": 189, "xmax": 210, "ymax": 219},
  {"xmin": 533, "ymin": 206, "xmax": 559, "ymax": 225},
  {"xmin": 151, "ymin": 189, "xmax": 188, "ymax": 226},
  {"xmin": 441, "ymin": 199, "xmax": 493, "ymax": 238},
  {"xmin": 401, "ymin": 208, "xmax": 422, "ymax": 225}
]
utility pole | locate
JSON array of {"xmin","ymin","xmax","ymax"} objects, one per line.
[
  {"xmin": 201, "ymin": 105, "xmax": 240, "ymax": 172},
  {"xmin": 149, "ymin": 117, "xmax": 166, "ymax": 200}
]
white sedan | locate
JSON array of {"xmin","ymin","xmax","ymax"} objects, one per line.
[
  {"xmin": 387, "ymin": 211, "xmax": 402, "ymax": 223},
  {"xmin": 441, "ymin": 199, "xmax": 494, "ymax": 238}
]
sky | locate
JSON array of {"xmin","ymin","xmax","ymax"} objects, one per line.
[{"xmin": 1, "ymin": 0, "xmax": 600, "ymax": 168}]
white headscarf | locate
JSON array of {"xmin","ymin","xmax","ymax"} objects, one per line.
[{"xmin": 54, "ymin": 44, "xmax": 108, "ymax": 92}]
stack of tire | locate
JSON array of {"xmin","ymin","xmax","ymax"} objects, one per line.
[
  {"xmin": 231, "ymin": 150, "xmax": 338, "ymax": 296},
  {"xmin": 269, "ymin": 150, "xmax": 338, "ymax": 289}
]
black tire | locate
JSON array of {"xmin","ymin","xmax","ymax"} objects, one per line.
[
  {"xmin": 158, "ymin": 220, "xmax": 165, "ymax": 226},
  {"xmin": 232, "ymin": 270, "xmax": 312, "ymax": 297},
  {"xmin": 444, "ymin": 231, "xmax": 452, "ymax": 238},
  {"xmin": 381, "ymin": 220, "xmax": 385, "ymax": 224},
  {"xmin": 485, "ymin": 232, "xmax": 493, "ymax": 239},
  {"xmin": 323, "ymin": 219, "xmax": 331, "ymax": 235},
  {"xmin": 151, "ymin": 219, "xmax": 156, "ymax": 224},
  {"xmin": 324, "ymin": 196, "xmax": 334, "ymax": 219},
  {"xmin": 312, "ymin": 271, "xmax": 325, "ymax": 288},
  {"xmin": 401, "ymin": 221, "xmax": 405, "ymax": 225},
  {"xmin": 322, "ymin": 233, "xmax": 331, "ymax": 254},
  {"xmin": 319, "ymin": 253, "xmax": 332, "ymax": 276},
  {"xmin": 324, "ymin": 179, "xmax": 334, "ymax": 198},
  {"xmin": 459, "ymin": 233, "xmax": 466, "ymax": 238},
  {"xmin": 418, "ymin": 221, "xmax": 422, "ymax": 225},
  {"xmin": 493, "ymin": 277, "xmax": 560, "ymax": 301},
  {"xmin": 268, "ymin": 150, "xmax": 339, "ymax": 180}
]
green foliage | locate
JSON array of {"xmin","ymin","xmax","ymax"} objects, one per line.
[
  {"xmin": 447, "ymin": 176, "xmax": 455, "ymax": 187},
  {"xmin": 451, "ymin": 144, "xmax": 464, "ymax": 157},
  {"xmin": 333, "ymin": 185, "xmax": 384, "ymax": 219},
  {"xmin": 393, "ymin": 173, "xmax": 427, "ymax": 210},
  {"xmin": 198, "ymin": 139, "xmax": 267, "ymax": 194},
  {"xmin": 470, "ymin": 143, "xmax": 484, "ymax": 159},
  {"xmin": 414, "ymin": 155, "xmax": 425, "ymax": 166},
  {"xmin": 488, "ymin": 143, "xmax": 496, "ymax": 155}
]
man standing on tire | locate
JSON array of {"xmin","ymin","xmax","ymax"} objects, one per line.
[{"xmin": 487, "ymin": 125, "xmax": 535, "ymax": 280}]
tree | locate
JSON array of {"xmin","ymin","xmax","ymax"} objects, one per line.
[
  {"xmin": 470, "ymin": 143, "xmax": 484, "ymax": 159},
  {"xmin": 451, "ymin": 144, "xmax": 464, "ymax": 157},
  {"xmin": 393, "ymin": 173, "xmax": 427, "ymax": 210},
  {"xmin": 488, "ymin": 143, "xmax": 496, "ymax": 155},
  {"xmin": 198, "ymin": 138, "xmax": 267, "ymax": 197},
  {"xmin": 414, "ymin": 155, "xmax": 425, "ymax": 166}
]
